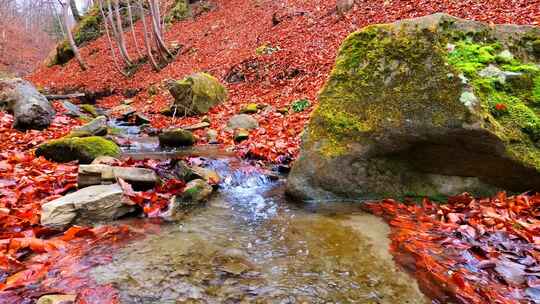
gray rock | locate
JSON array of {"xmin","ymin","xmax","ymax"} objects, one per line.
[
  {"xmin": 78, "ymin": 164, "xmax": 159, "ymax": 189},
  {"xmin": 0, "ymin": 78, "xmax": 55, "ymax": 130},
  {"xmin": 227, "ymin": 114, "xmax": 258, "ymax": 130},
  {"xmin": 287, "ymin": 13, "xmax": 540, "ymax": 201},
  {"xmin": 37, "ymin": 294, "xmax": 76, "ymax": 304},
  {"xmin": 69, "ymin": 116, "xmax": 108, "ymax": 137},
  {"xmin": 159, "ymin": 128, "xmax": 196, "ymax": 147},
  {"xmin": 206, "ymin": 129, "xmax": 218, "ymax": 144},
  {"xmin": 41, "ymin": 184, "xmax": 135, "ymax": 228},
  {"xmin": 61, "ymin": 101, "xmax": 85, "ymax": 118},
  {"xmin": 191, "ymin": 166, "xmax": 221, "ymax": 184}
]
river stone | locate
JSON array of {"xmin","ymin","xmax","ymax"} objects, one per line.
[
  {"xmin": 41, "ymin": 183, "xmax": 135, "ymax": 228},
  {"xmin": 181, "ymin": 179, "xmax": 213, "ymax": 203},
  {"xmin": 0, "ymin": 78, "xmax": 55, "ymax": 130},
  {"xmin": 37, "ymin": 294, "xmax": 76, "ymax": 304},
  {"xmin": 227, "ymin": 114, "xmax": 259, "ymax": 130},
  {"xmin": 78, "ymin": 164, "xmax": 159, "ymax": 189},
  {"xmin": 287, "ymin": 13, "xmax": 540, "ymax": 201},
  {"xmin": 68, "ymin": 115, "xmax": 108, "ymax": 137},
  {"xmin": 206, "ymin": 129, "xmax": 218, "ymax": 144},
  {"xmin": 36, "ymin": 136, "xmax": 121, "ymax": 164},
  {"xmin": 159, "ymin": 128, "xmax": 196, "ymax": 147},
  {"xmin": 167, "ymin": 72, "xmax": 227, "ymax": 116},
  {"xmin": 191, "ymin": 166, "xmax": 221, "ymax": 185}
]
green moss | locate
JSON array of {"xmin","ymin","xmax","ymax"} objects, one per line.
[
  {"xmin": 168, "ymin": 72, "xmax": 227, "ymax": 115},
  {"xmin": 35, "ymin": 136, "xmax": 121, "ymax": 164},
  {"xmin": 447, "ymin": 41, "xmax": 500, "ymax": 77},
  {"xmin": 533, "ymin": 75, "xmax": 540, "ymax": 103},
  {"xmin": 165, "ymin": 0, "xmax": 190, "ymax": 23},
  {"xmin": 80, "ymin": 104, "xmax": 99, "ymax": 117},
  {"xmin": 447, "ymin": 40, "xmax": 540, "ymax": 170},
  {"xmin": 310, "ymin": 25, "xmax": 465, "ymax": 157}
]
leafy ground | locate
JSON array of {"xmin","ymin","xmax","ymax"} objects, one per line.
[
  {"xmin": 0, "ymin": 0, "xmax": 537, "ymax": 303},
  {"xmin": 28, "ymin": 0, "xmax": 540, "ymax": 162}
]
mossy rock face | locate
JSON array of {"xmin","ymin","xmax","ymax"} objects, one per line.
[
  {"xmin": 167, "ymin": 72, "xmax": 227, "ymax": 116},
  {"xmin": 36, "ymin": 136, "xmax": 121, "ymax": 164},
  {"xmin": 287, "ymin": 13, "xmax": 540, "ymax": 201}
]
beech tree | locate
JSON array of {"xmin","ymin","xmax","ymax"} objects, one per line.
[{"xmin": 58, "ymin": 0, "xmax": 88, "ymax": 70}]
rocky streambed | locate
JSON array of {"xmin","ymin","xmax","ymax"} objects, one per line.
[{"xmin": 89, "ymin": 156, "xmax": 428, "ymax": 304}]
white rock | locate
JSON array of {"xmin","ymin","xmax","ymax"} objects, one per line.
[{"xmin": 41, "ymin": 184, "xmax": 135, "ymax": 228}]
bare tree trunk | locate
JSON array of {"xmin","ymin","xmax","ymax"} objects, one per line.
[
  {"xmin": 139, "ymin": 0, "xmax": 159, "ymax": 71},
  {"xmin": 69, "ymin": 0, "xmax": 81, "ymax": 22},
  {"xmin": 127, "ymin": 1, "xmax": 143, "ymax": 58},
  {"xmin": 148, "ymin": 0, "xmax": 172, "ymax": 59},
  {"xmin": 63, "ymin": 3, "xmax": 87, "ymax": 70},
  {"xmin": 107, "ymin": 0, "xmax": 132, "ymax": 65},
  {"xmin": 98, "ymin": 0, "xmax": 128, "ymax": 76}
]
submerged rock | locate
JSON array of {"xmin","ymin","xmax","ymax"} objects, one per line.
[
  {"xmin": 0, "ymin": 78, "xmax": 55, "ymax": 130},
  {"xmin": 159, "ymin": 128, "xmax": 196, "ymax": 147},
  {"xmin": 167, "ymin": 72, "xmax": 227, "ymax": 116},
  {"xmin": 180, "ymin": 179, "xmax": 213, "ymax": 203},
  {"xmin": 288, "ymin": 13, "xmax": 540, "ymax": 201},
  {"xmin": 41, "ymin": 183, "xmax": 135, "ymax": 228},
  {"xmin": 36, "ymin": 136, "xmax": 121, "ymax": 164}
]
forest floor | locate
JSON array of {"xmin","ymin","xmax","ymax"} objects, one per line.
[{"xmin": 0, "ymin": 0, "xmax": 539, "ymax": 303}]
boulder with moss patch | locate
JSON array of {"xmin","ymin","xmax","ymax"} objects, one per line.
[
  {"xmin": 166, "ymin": 72, "xmax": 227, "ymax": 116},
  {"xmin": 36, "ymin": 136, "xmax": 121, "ymax": 164},
  {"xmin": 287, "ymin": 13, "xmax": 540, "ymax": 201}
]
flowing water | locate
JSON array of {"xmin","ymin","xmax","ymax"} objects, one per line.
[{"xmin": 90, "ymin": 144, "xmax": 429, "ymax": 303}]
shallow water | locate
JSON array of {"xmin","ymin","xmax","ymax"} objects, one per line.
[{"xmin": 91, "ymin": 157, "xmax": 429, "ymax": 304}]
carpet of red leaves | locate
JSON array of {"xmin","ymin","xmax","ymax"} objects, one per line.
[
  {"xmin": 28, "ymin": 0, "xmax": 540, "ymax": 162},
  {"xmin": 1, "ymin": 0, "xmax": 537, "ymax": 303},
  {"xmin": 367, "ymin": 193, "xmax": 540, "ymax": 303}
]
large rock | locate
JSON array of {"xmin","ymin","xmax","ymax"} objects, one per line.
[
  {"xmin": 166, "ymin": 72, "xmax": 227, "ymax": 116},
  {"xmin": 287, "ymin": 14, "xmax": 540, "ymax": 201},
  {"xmin": 41, "ymin": 183, "xmax": 135, "ymax": 228},
  {"xmin": 0, "ymin": 78, "xmax": 55, "ymax": 130},
  {"xmin": 78, "ymin": 164, "xmax": 159, "ymax": 189},
  {"xmin": 36, "ymin": 136, "xmax": 121, "ymax": 164}
]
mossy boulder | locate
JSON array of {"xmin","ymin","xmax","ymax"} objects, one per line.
[
  {"xmin": 287, "ymin": 13, "xmax": 540, "ymax": 201},
  {"xmin": 159, "ymin": 128, "xmax": 196, "ymax": 147},
  {"xmin": 166, "ymin": 72, "xmax": 227, "ymax": 116},
  {"xmin": 36, "ymin": 136, "xmax": 121, "ymax": 164}
]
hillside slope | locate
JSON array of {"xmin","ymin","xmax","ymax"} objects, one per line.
[{"xmin": 28, "ymin": 0, "xmax": 540, "ymax": 162}]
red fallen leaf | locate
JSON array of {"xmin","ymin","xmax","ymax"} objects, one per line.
[{"xmin": 61, "ymin": 226, "xmax": 96, "ymax": 241}]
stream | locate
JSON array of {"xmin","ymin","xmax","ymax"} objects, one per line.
[{"xmin": 83, "ymin": 121, "xmax": 429, "ymax": 303}]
